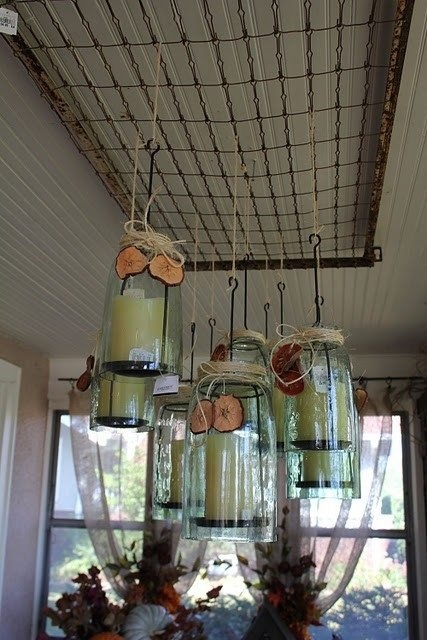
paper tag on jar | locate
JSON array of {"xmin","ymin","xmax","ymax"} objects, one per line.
[
  {"xmin": 312, "ymin": 365, "xmax": 329, "ymax": 393},
  {"xmin": 0, "ymin": 8, "xmax": 18, "ymax": 35},
  {"xmin": 153, "ymin": 375, "xmax": 180, "ymax": 396}
]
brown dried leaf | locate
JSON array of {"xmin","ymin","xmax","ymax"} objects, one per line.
[
  {"xmin": 190, "ymin": 399, "xmax": 213, "ymax": 434},
  {"xmin": 213, "ymin": 394, "xmax": 244, "ymax": 432},
  {"xmin": 148, "ymin": 254, "xmax": 185, "ymax": 286},
  {"xmin": 115, "ymin": 247, "xmax": 148, "ymax": 279}
]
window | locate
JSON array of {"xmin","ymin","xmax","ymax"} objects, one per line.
[{"xmin": 40, "ymin": 411, "xmax": 418, "ymax": 639}]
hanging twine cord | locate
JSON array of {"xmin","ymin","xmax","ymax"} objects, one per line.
[
  {"xmin": 190, "ymin": 361, "xmax": 268, "ymax": 442},
  {"xmin": 270, "ymin": 324, "xmax": 345, "ymax": 387},
  {"xmin": 120, "ymin": 188, "xmax": 185, "ymax": 265}
]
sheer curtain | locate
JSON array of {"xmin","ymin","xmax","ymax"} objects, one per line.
[
  {"xmin": 69, "ymin": 388, "xmax": 205, "ymax": 597},
  {"xmin": 237, "ymin": 384, "xmax": 395, "ymax": 613}
]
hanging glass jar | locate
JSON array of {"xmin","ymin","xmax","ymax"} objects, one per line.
[
  {"xmin": 211, "ymin": 329, "xmax": 269, "ymax": 367},
  {"xmin": 152, "ymin": 384, "xmax": 192, "ymax": 521},
  {"xmin": 97, "ymin": 202, "xmax": 185, "ymax": 379},
  {"xmin": 267, "ymin": 339, "xmax": 287, "ymax": 452},
  {"xmin": 182, "ymin": 361, "xmax": 277, "ymax": 542},
  {"xmin": 272, "ymin": 328, "xmax": 359, "ymax": 499}
]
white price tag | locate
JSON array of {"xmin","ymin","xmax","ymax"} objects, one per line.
[
  {"xmin": 312, "ymin": 365, "xmax": 329, "ymax": 394},
  {"xmin": 0, "ymin": 8, "xmax": 18, "ymax": 35},
  {"xmin": 153, "ymin": 375, "xmax": 180, "ymax": 396}
]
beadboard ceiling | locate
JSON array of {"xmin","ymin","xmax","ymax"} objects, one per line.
[{"xmin": 0, "ymin": 0, "xmax": 426, "ymax": 361}]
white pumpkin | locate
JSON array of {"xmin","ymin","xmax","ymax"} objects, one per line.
[{"xmin": 123, "ymin": 604, "xmax": 173, "ymax": 640}]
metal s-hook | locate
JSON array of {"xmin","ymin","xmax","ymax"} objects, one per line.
[
  {"xmin": 264, "ymin": 302, "xmax": 270, "ymax": 339},
  {"xmin": 145, "ymin": 138, "xmax": 161, "ymax": 223},
  {"xmin": 243, "ymin": 253, "xmax": 250, "ymax": 329},
  {"xmin": 190, "ymin": 321, "xmax": 196, "ymax": 385},
  {"xmin": 228, "ymin": 276, "xmax": 239, "ymax": 361},
  {"xmin": 277, "ymin": 281, "xmax": 286, "ymax": 326},
  {"xmin": 309, "ymin": 233, "xmax": 324, "ymax": 326},
  {"xmin": 208, "ymin": 317, "xmax": 216, "ymax": 356}
]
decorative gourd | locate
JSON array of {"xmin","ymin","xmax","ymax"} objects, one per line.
[{"xmin": 122, "ymin": 604, "xmax": 172, "ymax": 640}]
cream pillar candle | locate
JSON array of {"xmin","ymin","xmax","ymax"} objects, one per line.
[
  {"xmin": 97, "ymin": 375, "xmax": 145, "ymax": 419},
  {"xmin": 299, "ymin": 450, "xmax": 351, "ymax": 487},
  {"xmin": 294, "ymin": 380, "xmax": 351, "ymax": 446},
  {"xmin": 205, "ymin": 431, "xmax": 254, "ymax": 522},
  {"xmin": 168, "ymin": 439, "xmax": 185, "ymax": 505},
  {"xmin": 109, "ymin": 291, "xmax": 165, "ymax": 362}
]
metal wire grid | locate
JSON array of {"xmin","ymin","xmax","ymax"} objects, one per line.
[{"xmin": 4, "ymin": 0, "xmax": 414, "ymax": 270}]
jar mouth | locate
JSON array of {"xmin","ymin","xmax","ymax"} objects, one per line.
[{"xmin": 198, "ymin": 360, "xmax": 267, "ymax": 379}]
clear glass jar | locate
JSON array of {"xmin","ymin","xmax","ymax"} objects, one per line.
[
  {"xmin": 152, "ymin": 385, "xmax": 192, "ymax": 521},
  {"xmin": 231, "ymin": 329, "xmax": 269, "ymax": 367},
  {"xmin": 283, "ymin": 339, "xmax": 359, "ymax": 498},
  {"xmin": 98, "ymin": 263, "xmax": 182, "ymax": 377},
  {"xmin": 182, "ymin": 364, "xmax": 277, "ymax": 542},
  {"xmin": 90, "ymin": 371, "xmax": 155, "ymax": 432}
]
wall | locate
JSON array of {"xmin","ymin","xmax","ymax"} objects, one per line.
[{"xmin": 0, "ymin": 334, "xmax": 49, "ymax": 640}]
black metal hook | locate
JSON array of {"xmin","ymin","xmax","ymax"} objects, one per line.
[
  {"xmin": 277, "ymin": 281, "xmax": 286, "ymax": 326},
  {"xmin": 309, "ymin": 233, "xmax": 323, "ymax": 326},
  {"xmin": 208, "ymin": 317, "xmax": 216, "ymax": 355},
  {"xmin": 145, "ymin": 139, "xmax": 161, "ymax": 223},
  {"xmin": 190, "ymin": 321, "xmax": 196, "ymax": 385},
  {"xmin": 264, "ymin": 302, "xmax": 270, "ymax": 339},
  {"xmin": 228, "ymin": 276, "xmax": 239, "ymax": 361},
  {"xmin": 243, "ymin": 253, "xmax": 250, "ymax": 329}
]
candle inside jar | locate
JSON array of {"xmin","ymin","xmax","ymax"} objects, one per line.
[
  {"xmin": 109, "ymin": 290, "xmax": 165, "ymax": 362},
  {"xmin": 205, "ymin": 429, "xmax": 256, "ymax": 523}
]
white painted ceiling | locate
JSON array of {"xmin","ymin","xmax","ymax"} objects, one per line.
[{"xmin": 0, "ymin": 0, "xmax": 426, "ymax": 361}]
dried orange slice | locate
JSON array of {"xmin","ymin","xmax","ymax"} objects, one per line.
[
  {"xmin": 271, "ymin": 342, "xmax": 302, "ymax": 376},
  {"xmin": 211, "ymin": 343, "xmax": 229, "ymax": 362},
  {"xmin": 276, "ymin": 369, "xmax": 304, "ymax": 396},
  {"xmin": 354, "ymin": 387, "xmax": 368, "ymax": 413},
  {"xmin": 89, "ymin": 634, "xmax": 124, "ymax": 640},
  {"xmin": 76, "ymin": 355, "xmax": 95, "ymax": 392},
  {"xmin": 213, "ymin": 394, "xmax": 244, "ymax": 432},
  {"xmin": 115, "ymin": 247, "xmax": 148, "ymax": 279},
  {"xmin": 148, "ymin": 255, "xmax": 185, "ymax": 286},
  {"xmin": 190, "ymin": 399, "xmax": 213, "ymax": 433}
]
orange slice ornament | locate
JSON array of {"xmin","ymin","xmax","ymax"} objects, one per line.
[
  {"xmin": 115, "ymin": 246, "xmax": 148, "ymax": 279},
  {"xmin": 276, "ymin": 369, "xmax": 304, "ymax": 396},
  {"xmin": 213, "ymin": 394, "xmax": 244, "ymax": 432},
  {"xmin": 271, "ymin": 342, "xmax": 302, "ymax": 376},
  {"xmin": 211, "ymin": 342, "xmax": 229, "ymax": 362},
  {"xmin": 190, "ymin": 399, "xmax": 214, "ymax": 434},
  {"xmin": 76, "ymin": 355, "xmax": 95, "ymax": 392},
  {"xmin": 148, "ymin": 254, "xmax": 185, "ymax": 286},
  {"xmin": 354, "ymin": 387, "xmax": 368, "ymax": 414}
]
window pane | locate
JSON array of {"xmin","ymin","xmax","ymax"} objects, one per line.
[
  {"xmin": 313, "ymin": 537, "xmax": 408, "ymax": 640},
  {"xmin": 46, "ymin": 527, "xmax": 99, "ymax": 637},
  {"xmin": 371, "ymin": 415, "xmax": 405, "ymax": 530},
  {"xmin": 53, "ymin": 415, "xmax": 82, "ymax": 519}
]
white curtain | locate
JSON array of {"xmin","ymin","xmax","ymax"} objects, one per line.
[
  {"xmin": 237, "ymin": 384, "xmax": 396, "ymax": 613},
  {"xmin": 69, "ymin": 389, "xmax": 205, "ymax": 597}
]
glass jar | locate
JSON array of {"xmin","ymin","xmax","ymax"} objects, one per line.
[
  {"xmin": 231, "ymin": 329, "xmax": 269, "ymax": 367},
  {"xmin": 152, "ymin": 385, "xmax": 192, "ymax": 521},
  {"xmin": 283, "ymin": 338, "xmax": 359, "ymax": 498},
  {"xmin": 182, "ymin": 363, "xmax": 277, "ymax": 542},
  {"xmin": 98, "ymin": 263, "xmax": 182, "ymax": 377}
]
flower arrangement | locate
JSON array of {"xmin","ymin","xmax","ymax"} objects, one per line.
[
  {"xmin": 39, "ymin": 528, "xmax": 220, "ymax": 640},
  {"xmin": 238, "ymin": 507, "xmax": 327, "ymax": 640}
]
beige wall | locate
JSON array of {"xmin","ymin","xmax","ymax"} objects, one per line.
[{"xmin": 0, "ymin": 335, "xmax": 49, "ymax": 640}]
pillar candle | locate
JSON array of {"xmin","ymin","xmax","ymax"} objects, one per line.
[
  {"xmin": 168, "ymin": 439, "xmax": 185, "ymax": 505},
  {"xmin": 205, "ymin": 431, "xmax": 255, "ymax": 522},
  {"xmin": 109, "ymin": 291, "xmax": 165, "ymax": 362},
  {"xmin": 298, "ymin": 450, "xmax": 351, "ymax": 487},
  {"xmin": 294, "ymin": 380, "xmax": 351, "ymax": 446},
  {"xmin": 97, "ymin": 375, "xmax": 145, "ymax": 419}
]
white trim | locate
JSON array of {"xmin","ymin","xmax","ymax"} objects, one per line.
[
  {"xmin": 0, "ymin": 359, "xmax": 21, "ymax": 614},
  {"xmin": 31, "ymin": 406, "xmax": 55, "ymax": 638}
]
